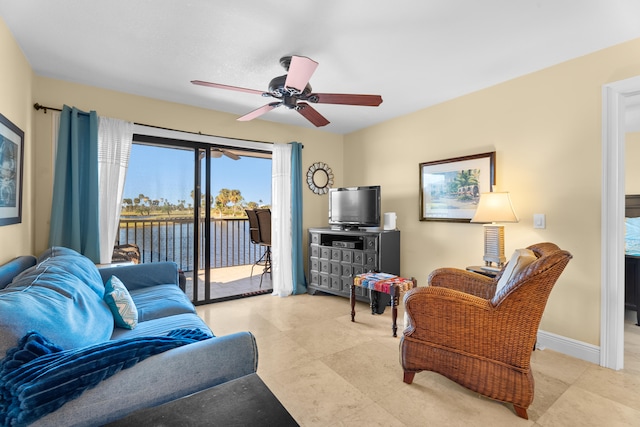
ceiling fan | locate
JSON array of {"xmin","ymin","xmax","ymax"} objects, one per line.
[
  {"xmin": 192, "ymin": 55, "xmax": 383, "ymax": 127},
  {"xmin": 199, "ymin": 148, "xmax": 240, "ymax": 160}
]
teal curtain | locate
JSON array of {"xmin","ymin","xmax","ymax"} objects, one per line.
[
  {"xmin": 49, "ymin": 106, "xmax": 100, "ymax": 262},
  {"xmin": 290, "ymin": 142, "xmax": 307, "ymax": 294}
]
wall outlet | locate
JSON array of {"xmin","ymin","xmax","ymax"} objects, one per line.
[{"xmin": 533, "ymin": 213, "xmax": 546, "ymax": 229}]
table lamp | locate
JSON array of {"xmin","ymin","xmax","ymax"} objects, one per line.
[{"xmin": 471, "ymin": 191, "xmax": 519, "ymax": 269}]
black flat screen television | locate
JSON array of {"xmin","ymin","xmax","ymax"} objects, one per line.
[{"xmin": 328, "ymin": 186, "xmax": 381, "ymax": 229}]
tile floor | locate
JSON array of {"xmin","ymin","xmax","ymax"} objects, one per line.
[
  {"xmin": 184, "ymin": 264, "xmax": 272, "ymax": 302},
  {"xmin": 196, "ymin": 294, "xmax": 640, "ymax": 426}
]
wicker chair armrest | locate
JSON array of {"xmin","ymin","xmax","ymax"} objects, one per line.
[
  {"xmin": 403, "ymin": 286, "xmax": 536, "ymax": 369},
  {"xmin": 428, "ymin": 268, "xmax": 497, "ymax": 299}
]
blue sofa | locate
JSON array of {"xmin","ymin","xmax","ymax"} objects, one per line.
[{"xmin": 0, "ymin": 247, "xmax": 258, "ymax": 427}]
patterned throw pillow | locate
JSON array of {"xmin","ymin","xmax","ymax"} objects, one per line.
[{"xmin": 104, "ymin": 276, "xmax": 138, "ymax": 329}]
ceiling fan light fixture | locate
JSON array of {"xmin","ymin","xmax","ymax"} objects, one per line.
[
  {"xmin": 283, "ymin": 96, "xmax": 298, "ymax": 109},
  {"xmin": 268, "ymin": 75, "xmax": 312, "ymax": 97}
]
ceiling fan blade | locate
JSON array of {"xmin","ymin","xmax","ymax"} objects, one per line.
[
  {"xmin": 310, "ymin": 93, "xmax": 383, "ymax": 106},
  {"xmin": 210, "ymin": 148, "xmax": 240, "ymax": 160},
  {"xmin": 237, "ymin": 102, "xmax": 281, "ymax": 122},
  {"xmin": 284, "ymin": 56, "xmax": 318, "ymax": 93},
  {"xmin": 221, "ymin": 149, "xmax": 240, "ymax": 161},
  {"xmin": 191, "ymin": 80, "xmax": 264, "ymax": 96},
  {"xmin": 297, "ymin": 102, "xmax": 330, "ymax": 127}
]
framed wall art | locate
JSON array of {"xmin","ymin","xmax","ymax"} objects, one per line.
[
  {"xmin": 0, "ymin": 113, "xmax": 24, "ymax": 226},
  {"xmin": 307, "ymin": 162, "xmax": 334, "ymax": 195},
  {"xmin": 419, "ymin": 151, "xmax": 495, "ymax": 222}
]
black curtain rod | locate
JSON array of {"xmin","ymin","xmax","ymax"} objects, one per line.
[
  {"xmin": 33, "ymin": 103, "xmax": 289, "ymax": 148},
  {"xmin": 33, "ymin": 103, "xmax": 62, "ymax": 113}
]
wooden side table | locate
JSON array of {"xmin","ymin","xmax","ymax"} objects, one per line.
[
  {"xmin": 466, "ymin": 265, "xmax": 500, "ymax": 278},
  {"xmin": 351, "ymin": 273, "xmax": 416, "ymax": 337}
]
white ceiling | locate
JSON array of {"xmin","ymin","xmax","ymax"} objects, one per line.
[{"xmin": 2, "ymin": 0, "xmax": 640, "ymax": 134}]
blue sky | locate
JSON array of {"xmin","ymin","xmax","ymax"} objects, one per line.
[{"xmin": 123, "ymin": 144, "xmax": 272, "ymax": 207}]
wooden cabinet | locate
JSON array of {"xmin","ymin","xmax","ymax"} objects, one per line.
[{"xmin": 307, "ymin": 228, "xmax": 400, "ymax": 302}]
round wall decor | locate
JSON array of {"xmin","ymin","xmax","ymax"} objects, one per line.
[{"xmin": 307, "ymin": 162, "xmax": 334, "ymax": 195}]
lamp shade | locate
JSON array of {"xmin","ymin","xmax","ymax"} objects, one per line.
[{"xmin": 471, "ymin": 192, "xmax": 519, "ymax": 223}]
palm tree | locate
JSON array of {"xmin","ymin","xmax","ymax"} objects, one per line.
[
  {"xmin": 215, "ymin": 188, "xmax": 232, "ymax": 217},
  {"xmin": 214, "ymin": 198, "xmax": 224, "ymax": 218},
  {"xmin": 161, "ymin": 200, "xmax": 174, "ymax": 216},
  {"xmin": 122, "ymin": 198, "xmax": 133, "ymax": 212},
  {"xmin": 452, "ymin": 169, "xmax": 480, "ymax": 201},
  {"xmin": 229, "ymin": 189, "xmax": 244, "ymax": 217}
]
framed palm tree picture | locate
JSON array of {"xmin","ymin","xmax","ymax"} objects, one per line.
[{"xmin": 419, "ymin": 152, "xmax": 495, "ymax": 222}]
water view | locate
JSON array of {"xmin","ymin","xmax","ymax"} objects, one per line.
[{"xmin": 117, "ymin": 217, "xmax": 265, "ymax": 272}]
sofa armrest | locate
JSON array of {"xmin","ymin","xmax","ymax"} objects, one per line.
[
  {"xmin": 32, "ymin": 331, "xmax": 258, "ymax": 427},
  {"xmin": 98, "ymin": 262, "xmax": 179, "ymax": 291},
  {"xmin": 0, "ymin": 255, "xmax": 37, "ymax": 289}
]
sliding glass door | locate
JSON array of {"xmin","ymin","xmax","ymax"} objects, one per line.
[
  {"xmin": 204, "ymin": 148, "xmax": 272, "ymax": 302},
  {"xmin": 119, "ymin": 135, "xmax": 272, "ymax": 304}
]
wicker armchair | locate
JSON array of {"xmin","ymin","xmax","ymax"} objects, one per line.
[{"xmin": 400, "ymin": 242, "xmax": 572, "ymax": 419}]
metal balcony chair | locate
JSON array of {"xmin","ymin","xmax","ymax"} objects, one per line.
[
  {"xmin": 255, "ymin": 208, "xmax": 272, "ymax": 287},
  {"xmin": 245, "ymin": 208, "xmax": 271, "ymax": 287}
]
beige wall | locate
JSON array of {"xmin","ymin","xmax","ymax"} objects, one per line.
[
  {"xmin": 0, "ymin": 17, "xmax": 33, "ymax": 261},
  {"xmin": 31, "ymin": 76, "xmax": 344, "ymax": 255},
  {"xmin": 626, "ymin": 132, "xmax": 640, "ymax": 194},
  {"xmin": 345, "ymin": 38, "xmax": 640, "ymax": 346}
]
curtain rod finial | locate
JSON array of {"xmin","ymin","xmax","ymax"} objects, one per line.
[{"xmin": 33, "ymin": 103, "xmax": 48, "ymax": 113}]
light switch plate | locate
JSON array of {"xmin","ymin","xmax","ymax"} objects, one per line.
[{"xmin": 533, "ymin": 213, "xmax": 546, "ymax": 229}]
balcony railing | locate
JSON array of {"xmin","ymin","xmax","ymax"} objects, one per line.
[{"xmin": 116, "ymin": 217, "xmax": 266, "ymax": 272}]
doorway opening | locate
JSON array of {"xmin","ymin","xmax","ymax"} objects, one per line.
[{"xmin": 601, "ymin": 76, "xmax": 640, "ymax": 370}]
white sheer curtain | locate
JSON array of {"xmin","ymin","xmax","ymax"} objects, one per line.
[
  {"xmin": 97, "ymin": 117, "xmax": 133, "ymax": 264},
  {"xmin": 50, "ymin": 111, "xmax": 60, "ymax": 164},
  {"xmin": 272, "ymin": 143, "xmax": 293, "ymax": 296}
]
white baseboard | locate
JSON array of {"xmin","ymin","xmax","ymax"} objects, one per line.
[{"xmin": 536, "ymin": 329, "xmax": 600, "ymax": 365}]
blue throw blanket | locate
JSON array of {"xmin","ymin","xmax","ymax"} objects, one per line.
[{"xmin": 0, "ymin": 329, "xmax": 212, "ymax": 427}]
